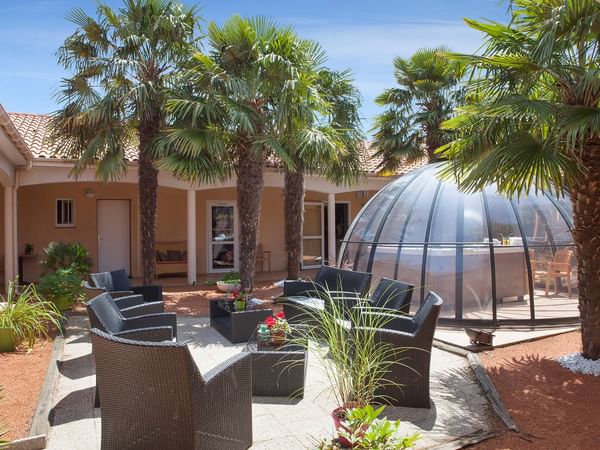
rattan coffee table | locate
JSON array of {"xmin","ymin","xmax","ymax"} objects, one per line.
[
  {"xmin": 209, "ymin": 300, "xmax": 272, "ymax": 343},
  {"xmin": 243, "ymin": 325, "xmax": 308, "ymax": 398}
]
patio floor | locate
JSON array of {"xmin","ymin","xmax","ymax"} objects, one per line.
[{"xmin": 46, "ymin": 315, "xmax": 496, "ymax": 449}]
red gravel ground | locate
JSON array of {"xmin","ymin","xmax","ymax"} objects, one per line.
[
  {"xmin": 470, "ymin": 331, "xmax": 600, "ymax": 449},
  {"xmin": 0, "ymin": 338, "xmax": 54, "ymax": 440}
]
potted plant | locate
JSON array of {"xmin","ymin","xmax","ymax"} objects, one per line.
[
  {"xmin": 319, "ymin": 405, "xmax": 420, "ymax": 449},
  {"xmin": 216, "ymin": 271, "xmax": 241, "ymax": 292},
  {"xmin": 0, "ymin": 281, "xmax": 61, "ymax": 352},
  {"xmin": 24, "ymin": 243, "xmax": 34, "ymax": 255},
  {"xmin": 37, "ymin": 267, "xmax": 85, "ymax": 311},
  {"xmin": 263, "ymin": 312, "xmax": 290, "ymax": 345},
  {"xmin": 39, "ymin": 241, "xmax": 92, "ymax": 276},
  {"xmin": 294, "ymin": 290, "xmax": 405, "ymax": 446},
  {"xmin": 231, "ymin": 289, "xmax": 247, "ymax": 311}
]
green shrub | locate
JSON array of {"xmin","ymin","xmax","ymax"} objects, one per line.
[
  {"xmin": 40, "ymin": 241, "xmax": 92, "ymax": 275},
  {"xmin": 221, "ymin": 271, "xmax": 241, "ymax": 283},
  {"xmin": 38, "ymin": 268, "xmax": 85, "ymax": 307},
  {"xmin": 0, "ymin": 281, "xmax": 62, "ymax": 351}
]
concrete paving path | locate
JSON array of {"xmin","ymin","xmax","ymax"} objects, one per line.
[{"xmin": 46, "ymin": 315, "xmax": 495, "ymax": 449}]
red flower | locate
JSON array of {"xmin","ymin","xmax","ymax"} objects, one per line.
[
  {"xmin": 264, "ymin": 316, "xmax": 276, "ymax": 329},
  {"xmin": 275, "ymin": 312, "xmax": 286, "ymax": 319}
]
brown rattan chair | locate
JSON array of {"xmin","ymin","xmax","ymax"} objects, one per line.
[{"xmin": 89, "ymin": 328, "xmax": 253, "ymax": 450}]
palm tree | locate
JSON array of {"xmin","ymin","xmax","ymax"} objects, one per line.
[
  {"xmin": 282, "ymin": 67, "xmax": 364, "ymax": 279},
  {"xmin": 159, "ymin": 17, "xmax": 313, "ymax": 290},
  {"xmin": 372, "ymin": 47, "xmax": 464, "ymax": 171},
  {"xmin": 439, "ymin": 0, "xmax": 600, "ymax": 360},
  {"xmin": 49, "ymin": 0, "xmax": 198, "ymax": 284}
]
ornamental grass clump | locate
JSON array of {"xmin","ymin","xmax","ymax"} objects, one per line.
[
  {"xmin": 294, "ymin": 287, "xmax": 408, "ymax": 408},
  {"xmin": 0, "ymin": 281, "xmax": 62, "ymax": 352}
]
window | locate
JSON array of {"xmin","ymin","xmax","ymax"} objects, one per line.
[{"xmin": 56, "ymin": 199, "xmax": 75, "ymax": 227}]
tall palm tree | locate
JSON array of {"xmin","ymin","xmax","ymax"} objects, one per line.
[
  {"xmin": 159, "ymin": 16, "xmax": 311, "ymax": 290},
  {"xmin": 49, "ymin": 0, "xmax": 198, "ymax": 284},
  {"xmin": 372, "ymin": 47, "xmax": 464, "ymax": 171},
  {"xmin": 439, "ymin": 0, "xmax": 600, "ymax": 360},
  {"xmin": 282, "ymin": 67, "xmax": 364, "ymax": 279}
]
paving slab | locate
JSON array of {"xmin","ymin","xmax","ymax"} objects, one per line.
[{"xmin": 46, "ymin": 315, "xmax": 495, "ymax": 449}]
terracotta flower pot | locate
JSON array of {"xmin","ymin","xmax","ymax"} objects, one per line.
[
  {"xmin": 270, "ymin": 329, "xmax": 286, "ymax": 346},
  {"xmin": 331, "ymin": 405, "xmax": 368, "ymax": 448}
]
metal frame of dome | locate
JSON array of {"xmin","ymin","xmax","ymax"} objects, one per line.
[{"xmin": 338, "ymin": 163, "xmax": 578, "ymax": 327}]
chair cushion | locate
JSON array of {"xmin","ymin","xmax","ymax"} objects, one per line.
[
  {"xmin": 91, "ymin": 272, "xmax": 114, "ymax": 292},
  {"xmin": 110, "ymin": 269, "xmax": 132, "ymax": 291}
]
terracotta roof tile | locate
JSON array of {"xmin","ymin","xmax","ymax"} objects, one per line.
[{"xmin": 7, "ymin": 112, "xmax": 427, "ymax": 175}]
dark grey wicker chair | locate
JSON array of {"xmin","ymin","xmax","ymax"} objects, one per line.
[
  {"xmin": 369, "ymin": 278, "xmax": 414, "ymax": 313},
  {"xmin": 85, "ymin": 269, "xmax": 163, "ymax": 302},
  {"xmin": 359, "ymin": 291, "xmax": 443, "ymax": 408},
  {"xmin": 86, "ymin": 293, "xmax": 176, "ymax": 342},
  {"xmin": 279, "ymin": 266, "xmax": 372, "ymax": 324},
  {"xmin": 89, "ymin": 328, "xmax": 253, "ymax": 450},
  {"xmin": 109, "ymin": 293, "xmax": 165, "ymax": 318}
]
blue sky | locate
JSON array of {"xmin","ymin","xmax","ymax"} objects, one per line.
[{"xmin": 0, "ymin": 0, "xmax": 507, "ymax": 130}]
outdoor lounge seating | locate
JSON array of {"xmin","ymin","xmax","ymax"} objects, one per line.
[
  {"xmin": 86, "ymin": 293, "xmax": 176, "ymax": 342},
  {"xmin": 279, "ymin": 266, "xmax": 372, "ymax": 324},
  {"xmin": 89, "ymin": 328, "xmax": 253, "ymax": 450},
  {"xmin": 104, "ymin": 293, "xmax": 165, "ymax": 317},
  {"xmin": 368, "ymin": 278, "xmax": 414, "ymax": 313},
  {"xmin": 84, "ymin": 269, "xmax": 163, "ymax": 302},
  {"xmin": 359, "ymin": 291, "xmax": 443, "ymax": 408}
]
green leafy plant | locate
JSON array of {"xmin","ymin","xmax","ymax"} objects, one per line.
[
  {"xmin": 38, "ymin": 268, "xmax": 85, "ymax": 309},
  {"xmin": 221, "ymin": 271, "xmax": 241, "ymax": 284},
  {"xmin": 0, "ymin": 281, "xmax": 61, "ymax": 352},
  {"xmin": 40, "ymin": 241, "xmax": 92, "ymax": 276},
  {"xmin": 24, "ymin": 243, "xmax": 34, "ymax": 255},
  {"xmin": 337, "ymin": 405, "xmax": 420, "ymax": 449}
]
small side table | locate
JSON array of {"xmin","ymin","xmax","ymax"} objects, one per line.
[
  {"xmin": 243, "ymin": 325, "xmax": 308, "ymax": 398},
  {"xmin": 209, "ymin": 300, "xmax": 272, "ymax": 343}
]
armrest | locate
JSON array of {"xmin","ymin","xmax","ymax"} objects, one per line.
[
  {"xmin": 113, "ymin": 294, "xmax": 145, "ymax": 309},
  {"xmin": 283, "ymin": 280, "xmax": 321, "ymax": 297},
  {"xmin": 83, "ymin": 283, "xmax": 105, "ymax": 300},
  {"xmin": 109, "ymin": 290, "xmax": 136, "ymax": 298},
  {"xmin": 548, "ymin": 262, "xmax": 571, "ymax": 271},
  {"xmin": 359, "ymin": 311, "xmax": 418, "ymax": 333},
  {"xmin": 114, "ymin": 326, "xmax": 174, "ymax": 342},
  {"xmin": 122, "ymin": 312, "xmax": 177, "ymax": 338},
  {"xmin": 120, "ymin": 301, "xmax": 165, "ymax": 318},
  {"xmin": 204, "ymin": 352, "xmax": 252, "ymax": 385},
  {"xmin": 132, "ymin": 285, "xmax": 163, "ymax": 302}
]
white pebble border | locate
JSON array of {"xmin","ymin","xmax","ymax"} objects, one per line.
[{"xmin": 555, "ymin": 352, "xmax": 600, "ymax": 376}]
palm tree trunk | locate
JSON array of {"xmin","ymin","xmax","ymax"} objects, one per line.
[
  {"xmin": 237, "ymin": 139, "xmax": 266, "ymax": 291},
  {"xmin": 571, "ymin": 141, "xmax": 600, "ymax": 360},
  {"xmin": 138, "ymin": 120, "xmax": 159, "ymax": 285},
  {"xmin": 284, "ymin": 160, "xmax": 305, "ymax": 280}
]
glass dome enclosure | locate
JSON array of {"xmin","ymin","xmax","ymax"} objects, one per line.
[{"xmin": 339, "ymin": 163, "xmax": 578, "ymax": 326}]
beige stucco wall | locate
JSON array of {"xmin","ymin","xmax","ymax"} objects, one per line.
[
  {"xmin": 18, "ymin": 182, "xmax": 140, "ymax": 281},
  {"xmin": 16, "ymin": 180, "xmax": 377, "ymax": 283}
]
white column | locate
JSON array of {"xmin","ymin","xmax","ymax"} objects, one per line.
[
  {"xmin": 4, "ymin": 186, "xmax": 17, "ymax": 284},
  {"xmin": 186, "ymin": 190, "xmax": 197, "ymax": 285},
  {"xmin": 327, "ymin": 193, "xmax": 336, "ymax": 266}
]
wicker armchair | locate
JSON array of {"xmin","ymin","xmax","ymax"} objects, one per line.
[
  {"xmin": 86, "ymin": 293, "xmax": 176, "ymax": 342},
  {"xmin": 279, "ymin": 266, "xmax": 372, "ymax": 324},
  {"xmin": 89, "ymin": 328, "xmax": 253, "ymax": 450},
  {"xmin": 108, "ymin": 294, "xmax": 165, "ymax": 318},
  {"xmin": 369, "ymin": 278, "xmax": 414, "ymax": 313},
  {"xmin": 358, "ymin": 291, "xmax": 443, "ymax": 408},
  {"xmin": 85, "ymin": 269, "xmax": 163, "ymax": 302}
]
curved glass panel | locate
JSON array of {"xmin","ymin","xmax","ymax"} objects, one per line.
[{"xmin": 339, "ymin": 163, "xmax": 578, "ymax": 326}]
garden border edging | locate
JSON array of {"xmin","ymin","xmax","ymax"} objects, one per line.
[{"xmin": 7, "ymin": 333, "xmax": 64, "ymax": 450}]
